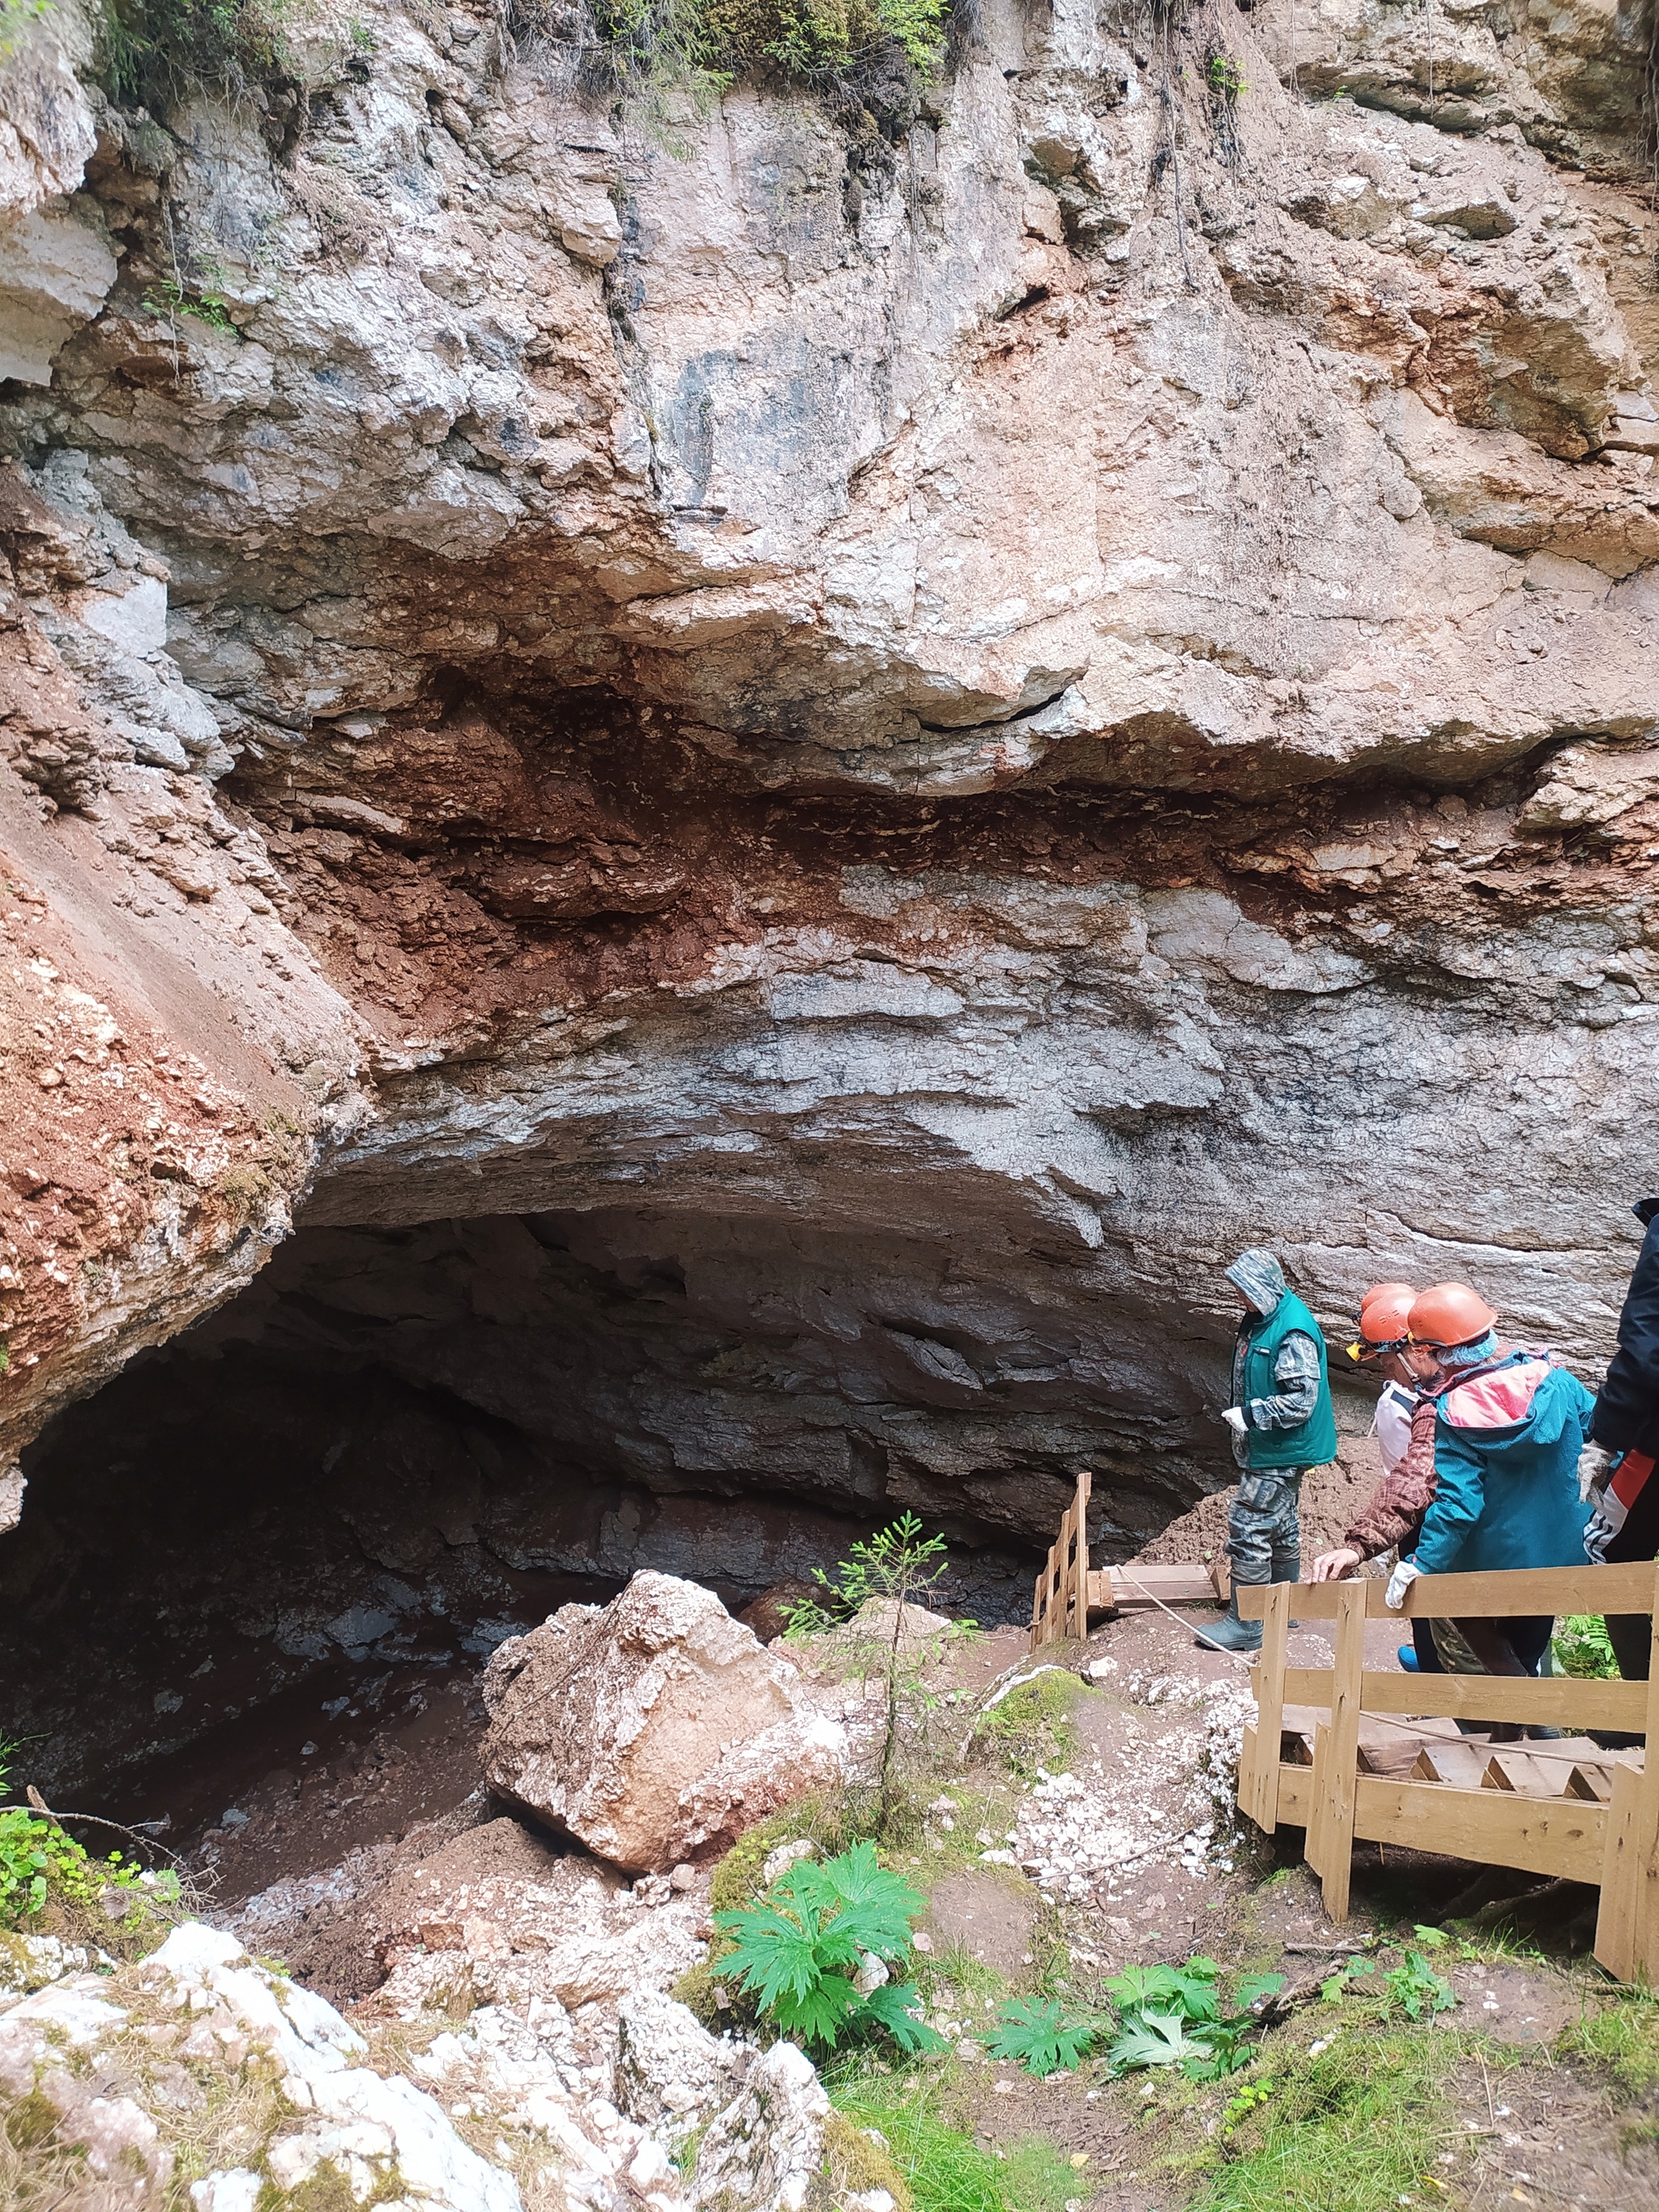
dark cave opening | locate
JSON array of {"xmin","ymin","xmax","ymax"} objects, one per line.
[{"xmin": 6, "ymin": 1200, "xmax": 1193, "ymax": 1852}]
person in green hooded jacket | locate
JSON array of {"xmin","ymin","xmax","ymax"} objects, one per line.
[{"xmin": 1200, "ymin": 1247, "xmax": 1338, "ymax": 1654}]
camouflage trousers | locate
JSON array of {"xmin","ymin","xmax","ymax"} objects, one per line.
[{"xmin": 1226, "ymin": 1468, "xmax": 1305, "ymax": 1586}]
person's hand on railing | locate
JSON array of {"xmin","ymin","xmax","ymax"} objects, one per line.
[
  {"xmin": 1578, "ymin": 1440, "xmax": 1614, "ymax": 1504},
  {"xmin": 1311, "ymin": 1546, "xmax": 1363, "ymax": 1582},
  {"xmin": 1384, "ymin": 1558, "xmax": 1422, "ymax": 1611}
]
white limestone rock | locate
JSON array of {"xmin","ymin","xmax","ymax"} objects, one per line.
[
  {"xmin": 687, "ymin": 2040, "xmax": 830, "ymax": 2212},
  {"xmin": 0, "ymin": 1923, "xmax": 522, "ymax": 2211},
  {"xmin": 616, "ymin": 1990, "xmax": 748, "ymax": 2148}
]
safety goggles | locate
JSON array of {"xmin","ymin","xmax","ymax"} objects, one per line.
[{"xmin": 1346, "ymin": 1335, "xmax": 1408, "ymax": 1362}]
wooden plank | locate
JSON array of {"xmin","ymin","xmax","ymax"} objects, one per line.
[
  {"xmin": 1305, "ymin": 1720, "xmax": 1332, "ymax": 1879},
  {"xmin": 1266, "ymin": 1764, "xmax": 1608, "ymax": 1882},
  {"xmin": 1411, "ymin": 1741, "xmax": 1493, "ymax": 1791},
  {"xmin": 1596, "ymin": 1759, "xmax": 1644, "ymax": 1981},
  {"xmin": 1239, "ymin": 1722, "xmax": 1260, "ymax": 1825},
  {"xmin": 1237, "ymin": 1562, "xmax": 1657, "ymax": 1622},
  {"xmin": 1275, "ymin": 1667, "xmax": 1649, "ymax": 1734},
  {"xmin": 1276, "ymin": 1763, "xmax": 1311, "ymax": 1825},
  {"xmin": 1108, "ymin": 1564, "xmax": 1226, "ymax": 1606},
  {"xmin": 1351, "ymin": 1776, "xmax": 1606, "ymax": 1879},
  {"xmin": 1243, "ymin": 1582, "xmax": 1291, "ymax": 1835},
  {"xmin": 1313, "ymin": 1583, "xmax": 1366, "ymax": 1921},
  {"xmin": 1071, "ymin": 1470, "xmax": 1091, "ymax": 1640},
  {"xmin": 1633, "ymin": 1575, "xmax": 1659, "ymax": 1981},
  {"xmin": 1481, "ymin": 1750, "xmax": 1566, "ymax": 1799}
]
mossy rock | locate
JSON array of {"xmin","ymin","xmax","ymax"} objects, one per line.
[{"xmin": 815, "ymin": 2109, "xmax": 913, "ymax": 2211}]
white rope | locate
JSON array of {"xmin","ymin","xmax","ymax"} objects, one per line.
[
  {"xmin": 1109, "ymin": 1575, "xmax": 1631, "ymax": 1771},
  {"xmin": 1111, "ymin": 1570, "xmax": 1256, "ymax": 1660}
]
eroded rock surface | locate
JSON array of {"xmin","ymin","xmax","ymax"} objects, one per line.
[{"xmin": 0, "ymin": 0, "xmax": 1655, "ymax": 1804}]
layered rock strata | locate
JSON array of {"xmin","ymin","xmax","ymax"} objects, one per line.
[{"xmin": 0, "ymin": 0, "xmax": 1654, "ymax": 1778}]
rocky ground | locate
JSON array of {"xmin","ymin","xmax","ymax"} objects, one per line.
[{"xmin": 9, "ymin": 1563, "xmax": 1658, "ymax": 2211}]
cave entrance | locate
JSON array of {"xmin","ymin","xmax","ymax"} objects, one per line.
[{"xmin": 8, "ymin": 1202, "xmax": 1197, "ymax": 1878}]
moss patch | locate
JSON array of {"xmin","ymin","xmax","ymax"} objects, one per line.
[
  {"xmin": 969, "ymin": 1673, "xmax": 1084, "ymax": 1785},
  {"xmin": 818, "ymin": 2108, "xmax": 915, "ymax": 2210},
  {"xmin": 1559, "ymin": 1989, "xmax": 1659, "ymax": 2096}
]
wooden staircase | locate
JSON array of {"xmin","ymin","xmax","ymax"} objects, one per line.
[
  {"xmin": 1235, "ymin": 1562, "xmax": 1659, "ymax": 1985},
  {"xmin": 1030, "ymin": 1470, "xmax": 1230, "ymax": 1647}
]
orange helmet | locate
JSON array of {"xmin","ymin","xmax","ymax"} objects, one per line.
[
  {"xmin": 1407, "ymin": 1281, "xmax": 1499, "ymax": 1349},
  {"xmin": 1347, "ymin": 1282, "xmax": 1418, "ymax": 1362}
]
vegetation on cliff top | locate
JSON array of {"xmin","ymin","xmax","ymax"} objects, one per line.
[
  {"xmin": 90, "ymin": 0, "xmax": 949, "ymax": 117},
  {"xmin": 96, "ymin": 0, "xmax": 293, "ymax": 109},
  {"xmin": 583, "ymin": 0, "xmax": 949, "ymax": 91}
]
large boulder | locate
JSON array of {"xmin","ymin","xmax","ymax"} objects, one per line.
[{"xmin": 480, "ymin": 1573, "xmax": 848, "ymax": 1874}]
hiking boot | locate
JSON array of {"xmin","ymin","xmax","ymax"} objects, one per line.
[{"xmin": 1196, "ymin": 1594, "xmax": 1263, "ymax": 1655}]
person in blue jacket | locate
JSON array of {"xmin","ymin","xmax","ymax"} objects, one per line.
[{"xmin": 1386, "ymin": 1325, "xmax": 1594, "ymax": 1687}]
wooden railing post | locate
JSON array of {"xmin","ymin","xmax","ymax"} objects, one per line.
[
  {"xmin": 1067, "ymin": 1469, "xmax": 1091, "ymax": 1640},
  {"xmin": 1031, "ymin": 1470, "xmax": 1090, "ymax": 1649},
  {"xmin": 1595, "ymin": 1560, "xmax": 1659, "ymax": 1981},
  {"xmin": 1240, "ymin": 1582, "xmax": 1291, "ymax": 1835},
  {"xmin": 1307, "ymin": 1580, "xmax": 1365, "ymax": 1921}
]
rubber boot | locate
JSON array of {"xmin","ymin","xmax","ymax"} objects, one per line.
[
  {"xmin": 1273, "ymin": 1548, "xmax": 1302, "ymax": 1630},
  {"xmin": 1196, "ymin": 1589, "xmax": 1264, "ymax": 1654}
]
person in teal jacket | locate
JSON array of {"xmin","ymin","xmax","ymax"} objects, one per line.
[
  {"xmin": 1201, "ymin": 1248, "xmax": 1338, "ymax": 1653},
  {"xmin": 1387, "ymin": 1352, "xmax": 1594, "ymax": 1682}
]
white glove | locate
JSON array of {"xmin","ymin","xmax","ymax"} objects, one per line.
[
  {"xmin": 1578, "ymin": 1441, "xmax": 1615, "ymax": 1504},
  {"xmin": 1222, "ymin": 1406, "xmax": 1248, "ymax": 1438},
  {"xmin": 1385, "ymin": 1558, "xmax": 1422, "ymax": 1613}
]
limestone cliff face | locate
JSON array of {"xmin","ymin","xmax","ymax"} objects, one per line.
[{"xmin": 0, "ymin": 0, "xmax": 1656, "ymax": 1542}]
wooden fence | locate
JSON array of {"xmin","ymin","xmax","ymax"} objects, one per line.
[
  {"xmin": 1030, "ymin": 1471, "xmax": 1229, "ymax": 1647},
  {"xmin": 1235, "ymin": 1561, "xmax": 1659, "ymax": 1985}
]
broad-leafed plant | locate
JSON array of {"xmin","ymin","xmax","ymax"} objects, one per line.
[{"xmin": 713, "ymin": 1841, "xmax": 945, "ymax": 2054}]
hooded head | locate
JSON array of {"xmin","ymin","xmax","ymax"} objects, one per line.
[{"xmin": 1226, "ymin": 1249, "xmax": 1286, "ymax": 1318}]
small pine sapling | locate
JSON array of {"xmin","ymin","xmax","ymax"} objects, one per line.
[{"xmin": 786, "ymin": 1514, "xmax": 975, "ymax": 1831}]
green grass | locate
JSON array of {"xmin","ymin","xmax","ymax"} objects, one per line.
[
  {"xmin": 830, "ymin": 2070, "xmax": 1073, "ymax": 2212},
  {"xmin": 1183, "ymin": 2026, "xmax": 1463, "ymax": 2212},
  {"xmin": 1559, "ymin": 1991, "xmax": 1659, "ymax": 2094},
  {"xmin": 925, "ymin": 1940, "xmax": 1009, "ymax": 2005}
]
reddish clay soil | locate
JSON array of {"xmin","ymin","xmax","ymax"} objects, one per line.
[{"xmin": 223, "ymin": 688, "xmax": 1659, "ymax": 1059}]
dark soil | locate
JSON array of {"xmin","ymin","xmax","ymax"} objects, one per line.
[{"xmin": 926, "ymin": 1869, "xmax": 1039, "ymax": 1978}]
